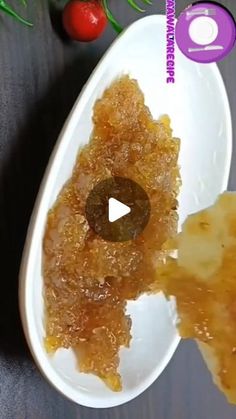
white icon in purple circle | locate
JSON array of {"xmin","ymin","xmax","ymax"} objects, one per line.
[
  {"xmin": 176, "ymin": 2, "xmax": 236, "ymax": 63},
  {"xmin": 189, "ymin": 16, "xmax": 218, "ymax": 45}
]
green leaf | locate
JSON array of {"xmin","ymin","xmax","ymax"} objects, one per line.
[
  {"xmin": 127, "ymin": 0, "xmax": 145, "ymax": 13},
  {"xmin": 102, "ymin": 0, "xmax": 152, "ymax": 34},
  {"xmin": 102, "ymin": 0, "xmax": 123, "ymax": 34},
  {"xmin": 0, "ymin": 0, "xmax": 33, "ymax": 26}
]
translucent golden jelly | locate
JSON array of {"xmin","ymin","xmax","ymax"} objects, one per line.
[
  {"xmin": 43, "ymin": 76, "xmax": 180, "ymax": 390},
  {"xmin": 157, "ymin": 193, "xmax": 236, "ymax": 404}
]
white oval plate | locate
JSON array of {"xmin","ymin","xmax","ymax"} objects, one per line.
[{"xmin": 19, "ymin": 15, "xmax": 232, "ymax": 408}]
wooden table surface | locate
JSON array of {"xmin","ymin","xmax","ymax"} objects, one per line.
[{"xmin": 0, "ymin": 1, "xmax": 235, "ymax": 418}]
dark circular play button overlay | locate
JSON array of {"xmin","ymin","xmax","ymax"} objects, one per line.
[{"xmin": 85, "ymin": 177, "xmax": 151, "ymax": 242}]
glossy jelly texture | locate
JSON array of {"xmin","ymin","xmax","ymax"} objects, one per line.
[
  {"xmin": 157, "ymin": 193, "xmax": 236, "ymax": 404},
  {"xmin": 43, "ymin": 76, "xmax": 180, "ymax": 390}
]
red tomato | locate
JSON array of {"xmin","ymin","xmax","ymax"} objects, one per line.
[{"xmin": 62, "ymin": 0, "xmax": 107, "ymax": 42}]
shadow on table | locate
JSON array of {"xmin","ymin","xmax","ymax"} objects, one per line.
[{"xmin": 0, "ymin": 49, "xmax": 100, "ymax": 359}]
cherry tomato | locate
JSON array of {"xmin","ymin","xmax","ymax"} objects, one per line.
[{"xmin": 62, "ymin": 0, "xmax": 107, "ymax": 42}]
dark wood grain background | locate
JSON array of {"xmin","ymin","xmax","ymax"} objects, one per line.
[{"xmin": 0, "ymin": 1, "xmax": 235, "ymax": 418}]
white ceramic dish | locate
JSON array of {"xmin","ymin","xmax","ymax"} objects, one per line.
[{"xmin": 19, "ymin": 15, "xmax": 232, "ymax": 408}]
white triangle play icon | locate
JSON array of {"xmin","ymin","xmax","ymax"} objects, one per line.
[{"xmin": 108, "ymin": 198, "xmax": 131, "ymax": 223}]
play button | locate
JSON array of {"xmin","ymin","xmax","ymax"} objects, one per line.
[
  {"xmin": 108, "ymin": 198, "xmax": 131, "ymax": 222},
  {"xmin": 85, "ymin": 177, "xmax": 150, "ymax": 242}
]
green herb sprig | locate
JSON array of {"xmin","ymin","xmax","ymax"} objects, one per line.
[
  {"xmin": 0, "ymin": 0, "xmax": 32, "ymax": 26},
  {"xmin": 102, "ymin": 0, "xmax": 152, "ymax": 33},
  {"xmin": 0, "ymin": 0, "xmax": 151, "ymax": 31}
]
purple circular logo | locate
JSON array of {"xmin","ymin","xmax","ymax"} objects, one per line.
[{"xmin": 176, "ymin": 2, "xmax": 236, "ymax": 63}]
